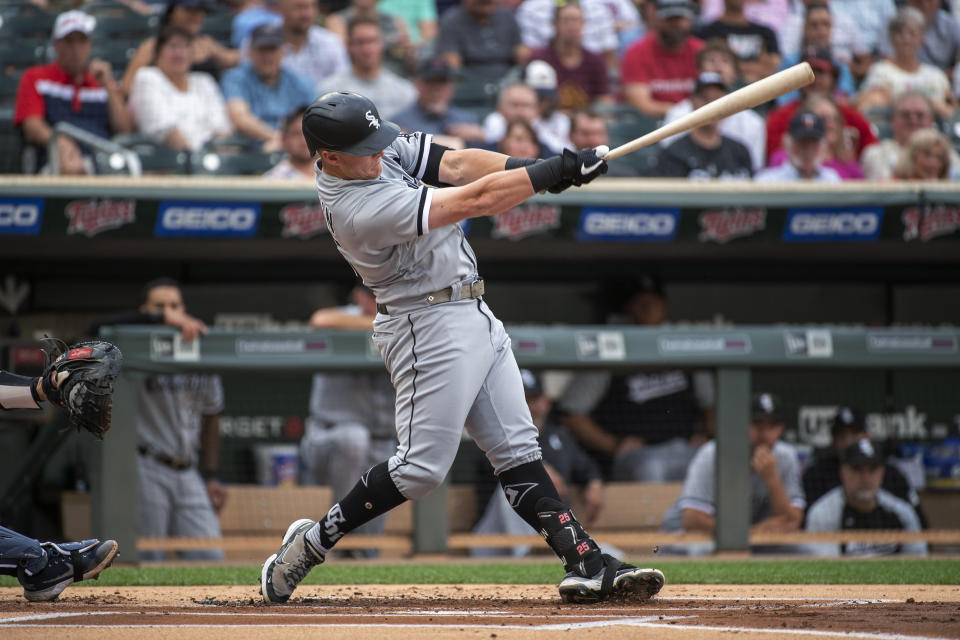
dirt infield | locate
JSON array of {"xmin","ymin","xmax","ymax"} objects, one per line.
[{"xmin": 1, "ymin": 584, "xmax": 959, "ymax": 640}]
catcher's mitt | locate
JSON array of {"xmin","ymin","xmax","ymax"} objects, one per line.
[{"xmin": 40, "ymin": 340, "xmax": 123, "ymax": 439}]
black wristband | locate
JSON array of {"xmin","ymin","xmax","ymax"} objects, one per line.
[
  {"xmin": 524, "ymin": 155, "xmax": 563, "ymax": 192},
  {"xmin": 505, "ymin": 156, "xmax": 540, "ymax": 170},
  {"xmin": 199, "ymin": 469, "xmax": 219, "ymax": 481},
  {"xmin": 30, "ymin": 376, "xmax": 43, "ymax": 405}
]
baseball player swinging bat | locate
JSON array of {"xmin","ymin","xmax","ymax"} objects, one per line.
[{"xmin": 602, "ymin": 62, "xmax": 815, "ymax": 163}]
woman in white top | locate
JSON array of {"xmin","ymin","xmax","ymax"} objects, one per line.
[
  {"xmin": 128, "ymin": 25, "xmax": 233, "ymax": 152},
  {"xmin": 857, "ymin": 7, "xmax": 954, "ymax": 119}
]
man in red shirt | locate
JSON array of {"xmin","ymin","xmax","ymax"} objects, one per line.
[
  {"xmin": 14, "ymin": 10, "xmax": 132, "ymax": 173},
  {"xmin": 622, "ymin": 0, "xmax": 703, "ymax": 118},
  {"xmin": 765, "ymin": 46, "xmax": 875, "ymax": 162}
]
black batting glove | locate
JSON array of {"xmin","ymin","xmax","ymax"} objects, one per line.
[{"xmin": 564, "ymin": 146, "xmax": 609, "ymax": 186}]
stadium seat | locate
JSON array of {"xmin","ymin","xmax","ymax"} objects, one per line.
[
  {"xmin": 109, "ymin": 134, "xmax": 191, "ymax": 174},
  {"xmin": 90, "ymin": 41, "xmax": 140, "ymax": 74},
  {"xmin": 0, "ymin": 71, "xmax": 22, "ymax": 174},
  {"xmin": 93, "ymin": 13, "xmax": 157, "ymax": 41},
  {"xmin": 200, "ymin": 10, "xmax": 234, "ymax": 48},
  {"xmin": 81, "ymin": 0, "xmax": 145, "ymax": 18},
  {"xmin": 0, "ymin": 42, "xmax": 48, "ymax": 74},
  {"xmin": 191, "ymin": 149, "xmax": 286, "ymax": 176},
  {"xmin": 451, "ymin": 75, "xmax": 500, "ymax": 113}
]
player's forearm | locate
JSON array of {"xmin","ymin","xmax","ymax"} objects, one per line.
[
  {"xmin": 428, "ymin": 168, "xmax": 534, "ymax": 228},
  {"xmin": 763, "ymin": 473, "xmax": 793, "ymax": 518},
  {"xmin": 0, "ymin": 371, "xmax": 43, "ymax": 409},
  {"xmin": 199, "ymin": 414, "xmax": 221, "ymax": 475},
  {"xmin": 682, "ymin": 508, "xmax": 715, "ymax": 534}
]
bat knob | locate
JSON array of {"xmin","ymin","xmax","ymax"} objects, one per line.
[{"xmin": 594, "ymin": 145, "xmax": 609, "ymax": 159}]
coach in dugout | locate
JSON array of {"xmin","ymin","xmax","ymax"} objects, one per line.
[
  {"xmin": 805, "ymin": 439, "xmax": 927, "ymax": 557},
  {"xmin": 14, "ymin": 10, "xmax": 133, "ymax": 174}
]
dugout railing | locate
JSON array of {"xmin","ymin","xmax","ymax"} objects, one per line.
[{"xmin": 93, "ymin": 325, "xmax": 960, "ymax": 561}]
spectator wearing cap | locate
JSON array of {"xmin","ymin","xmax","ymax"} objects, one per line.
[
  {"xmin": 655, "ymin": 72, "xmax": 752, "ymax": 179},
  {"xmin": 324, "ymin": 0, "xmax": 412, "ymax": 72},
  {"xmin": 435, "ymin": 0, "xmax": 528, "ymax": 84},
  {"xmin": 568, "ymin": 109, "xmax": 639, "ymax": 177},
  {"xmin": 528, "ymin": 2, "xmax": 614, "ymax": 111},
  {"xmin": 695, "ymin": 0, "xmax": 781, "ymax": 85},
  {"xmin": 802, "ymin": 408, "xmax": 924, "ymax": 523},
  {"xmin": 858, "ymin": 8, "xmax": 955, "ymax": 121},
  {"xmin": 661, "ymin": 393, "xmax": 806, "ymax": 541},
  {"xmin": 263, "ymin": 106, "xmax": 314, "ymax": 179},
  {"xmin": 622, "ymin": 0, "xmax": 704, "ymax": 118},
  {"xmin": 392, "ymin": 58, "xmax": 484, "ymax": 148},
  {"xmin": 521, "ymin": 61, "xmax": 572, "ymax": 154},
  {"xmin": 14, "ymin": 10, "xmax": 133, "ymax": 174},
  {"xmin": 557, "ymin": 276, "xmax": 714, "ymax": 483},
  {"xmin": 122, "ymin": 0, "xmax": 240, "ymax": 99},
  {"xmin": 129, "ymin": 25, "xmax": 233, "ymax": 151},
  {"xmin": 764, "ymin": 47, "xmax": 876, "ymax": 162},
  {"xmin": 862, "ymin": 92, "xmax": 960, "ymax": 181},
  {"xmin": 768, "ymin": 94, "xmax": 863, "ymax": 179},
  {"xmin": 774, "ymin": 5, "xmax": 858, "ymax": 105},
  {"xmin": 805, "ymin": 439, "xmax": 927, "ymax": 556},
  {"xmin": 317, "ymin": 18, "xmax": 415, "ymax": 120},
  {"xmin": 221, "ymin": 24, "xmax": 314, "ymax": 151},
  {"xmin": 517, "ymin": 0, "xmax": 639, "ymax": 72},
  {"xmin": 471, "ymin": 369, "xmax": 607, "ymax": 557},
  {"xmin": 755, "ymin": 110, "xmax": 842, "ymax": 182},
  {"xmin": 879, "ymin": 0, "xmax": 960, "ymax": 73},
  {"xmin": 779, "ymin": 0, "xmax": 869, "ymax": 73},
  {"xmin": 660, "ymin": 40, "xmax": 766, "ymax": 171}
]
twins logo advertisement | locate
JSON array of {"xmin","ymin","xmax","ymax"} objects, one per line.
[
  {"xmin": 901, "ymin": 204, "xmax": 960, "ymax": 242},
  {"xmin": 491, "ymin": 204, "xmax": 561, "ymax": 240},
  {"xmin": 698, "ymin": 208, "xmax": 766, "ymax": 244},
  {"xmin": 0, "ymin": 198, "xmax": 44, "ymax": 235},
  {"xmin": 65, "ymin": 199, "xmax": 136, "ymax": 237},
  {"xmin": 279, "ymin": 203, "xmax": 328, "ymax": 239}
]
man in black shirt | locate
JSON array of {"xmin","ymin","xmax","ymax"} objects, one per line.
[
  {"xmin": 656, "ymin": 72, "xmax": 753, "ymax": 180},
  {"xmin": 695, "ymin": 0, "xmax": 780, "ymax": 83},
  {"xmin": 802, "ymin": 407, "xmax": 925, "ymax": 526},
  {"xmin": 805, "ymin": 439, "xmax": 927, "ymax": 556}
]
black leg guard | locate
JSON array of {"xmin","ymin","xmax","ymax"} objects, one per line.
[
  {"xmin": 497, "ymin": 460, "xmax": 565, "ymax": 530},
  {"xmin": 535, "ymin": 496, "xmax": 605, "ymax": 579},
  {"xmin": 316, "ymin": 461, "xmax": 407, "ymax": 550}
]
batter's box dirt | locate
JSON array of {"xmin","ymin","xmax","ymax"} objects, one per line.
[{"xmin": 1, "ymin": 585, "xmax": 959, "ymax": 640}]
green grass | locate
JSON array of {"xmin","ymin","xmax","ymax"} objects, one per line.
[{"xmin": 2, "ymin": 559, "xmax": 958, "ymax": 588}]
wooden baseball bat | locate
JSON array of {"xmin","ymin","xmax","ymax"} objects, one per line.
[{"xmin": 604, "ymin": 62, "xmax": 815, "ymax": 162}]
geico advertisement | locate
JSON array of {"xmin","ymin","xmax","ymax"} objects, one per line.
[{"xmin": 155, "ymin": 201, "xmax": 261, "ymax": 237}]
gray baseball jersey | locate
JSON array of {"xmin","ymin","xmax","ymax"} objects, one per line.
[
  {"xmin": 137, "ymin": 374, "xmax": 224, "ymax": 462},
  {"xmin": 316, "ymin": 131, "xmax": 480, "ymax": 313},
  {"xmin": 314, "ymin": 132, "xmax": 541, "ymax": 500},
  {"xmin": 661, "ymin": 440, "xmax": 806, "ymax": 531},
  {"xmin": 805, "ymin": 486, "xmax": 927, "ymax": 556}
]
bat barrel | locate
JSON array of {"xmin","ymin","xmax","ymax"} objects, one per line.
[{"xmin": 604, "ymin": 62, "xmax": 815, "ymax": 162}]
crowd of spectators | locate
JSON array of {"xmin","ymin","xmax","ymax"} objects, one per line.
[{"xmin": 9, "ymin": 0, "xmax": 960, "ymax": 180}]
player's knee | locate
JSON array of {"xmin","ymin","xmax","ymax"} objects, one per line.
[{"xmin": 391, "ymin": 463, "xmax": 447, "ymax": 500}]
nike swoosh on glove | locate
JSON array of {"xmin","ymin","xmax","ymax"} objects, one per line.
[{"xmin": 550, "ymin": 146, "xmax": 609, "ymax": 192}]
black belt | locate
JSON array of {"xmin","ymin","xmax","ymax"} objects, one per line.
[
  {"xmin": 376, "ymin": 279, "xmax": 485, "ymax": 315},
  {"xmin": 137, "ymin": 446, "xmax": 192, "ymax": 471}
]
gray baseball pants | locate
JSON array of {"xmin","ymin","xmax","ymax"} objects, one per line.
[{"xmin": 372, "ymin": 297, "xmax": 541, "ymax": 500}]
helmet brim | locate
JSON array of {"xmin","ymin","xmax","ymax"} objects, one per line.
[{"xmin": 336, "ymin": 119, "xmax": 401, "ymax": 156}]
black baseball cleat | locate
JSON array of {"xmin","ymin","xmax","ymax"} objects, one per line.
[
  {"xmin": 260, "ymin": 518, "xmax": 325, "ymax": 604},
  {"xmin": 558, "ymin": 555, "xmax": 665, "ymax": 604},
  {"xmin": 19, "ymin": 539, "xmax": 119, "ymax": 602}
]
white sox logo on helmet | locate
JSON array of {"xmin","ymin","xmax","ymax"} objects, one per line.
[{"xmin": 365, "ymin": 110, "xmax": 380, "ymax": 129}]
